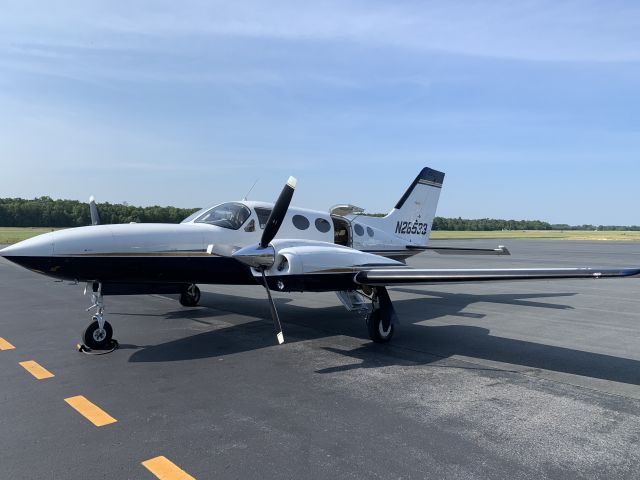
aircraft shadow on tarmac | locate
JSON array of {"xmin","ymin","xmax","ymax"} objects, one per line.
[{"xmin": 126, "ymin": 289, "xmax": 640, "ymax": 386}]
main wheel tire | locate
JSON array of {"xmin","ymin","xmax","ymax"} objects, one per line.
[
  {"xmin": 366, "ymin": 309, "xmax": 394, "ymax": 343},
  {"xmin": 179, "ymin": 285, "xmax": 201, "ymax": 307},
  {"xmin": 83, "ymin": 320, "xmax": 113, "ymax": 350}
]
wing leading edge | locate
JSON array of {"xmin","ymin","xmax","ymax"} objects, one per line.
[{"xmin": 355, "ymin": 267, "xmax": 640, "ymax": 286}]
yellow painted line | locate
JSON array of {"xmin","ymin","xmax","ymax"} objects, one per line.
[
  {"xmin": 142, "ymin": 456, "xmax": 196, "ymax": 480},
  {"xmin": 19, "ymin": 360, "xmax": 54, "ymax": 380},
  {"xmin": 0, "ymin": 337, "xmax": 15, "ymax": 350},
  {"xmin": 64, "ymin": 395, "xmax": 117, "ymax": 427}
]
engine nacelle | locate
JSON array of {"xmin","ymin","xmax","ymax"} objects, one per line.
[{"xmin": 250, "ymin": 239, "xmax": 403, "ymax": 292}]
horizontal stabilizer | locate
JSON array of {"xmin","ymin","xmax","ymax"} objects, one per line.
[{"xmin": 408, "ymin": 245, "xmax": 510, "ymax": 256}]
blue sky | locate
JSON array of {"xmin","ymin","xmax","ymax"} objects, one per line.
[{"xmin": 1, "ymin": 1, "xmax": 639, "ymax": 224}]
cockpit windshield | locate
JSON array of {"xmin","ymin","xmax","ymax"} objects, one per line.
[
  {"xmin": 180, "ymin": 207, "xmax": 208, "ymax": 224},
  {"xmin": 194, "ymin": 202, "xmax": 251, "ymax": 230}
]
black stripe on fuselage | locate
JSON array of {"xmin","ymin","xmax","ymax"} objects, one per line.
[{"xmin": 2, "ymin": 255, "xmax": 257, "ymax": 285}]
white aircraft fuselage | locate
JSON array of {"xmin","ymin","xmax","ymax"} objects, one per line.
[{"xmin": 0, "ymin": 199, "xmax": 431, "ymax": 291}]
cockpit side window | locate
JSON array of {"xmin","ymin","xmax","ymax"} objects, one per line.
[
  {"xmin": 255, "ymin": 207, "xmax": 273, "ymax": 229},
  {"xmin": 195, "ymin": 202, "xmax": 251, "ymax": 230}
]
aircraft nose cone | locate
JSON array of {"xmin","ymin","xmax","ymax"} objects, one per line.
[
  {"xmin": 0, "ymin": 233, "xmax": 57, "ymax": 275},
  {"xmin": 0, "ymin": 235, "xmax": 55, "ymax": 258},
  {"xmin": 1, "ymin": 232, "xmax": 57, "ymax": 272},
  {"xmin": 1, "ymin": 243, "xmax": 23, "ymax": 257}
]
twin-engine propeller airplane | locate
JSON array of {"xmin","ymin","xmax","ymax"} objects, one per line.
[{"xmin": 1, "ymin": 167, "xmax": 639, "ymax": 349}]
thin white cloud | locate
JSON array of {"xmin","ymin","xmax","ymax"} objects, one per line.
[
  {"xmin": 0, "ymin": 47, "xmax": 368, "ymax": 88},
  {"xmin": 2, "ymin": 0, "xmax": 639, "ymax": 62}
]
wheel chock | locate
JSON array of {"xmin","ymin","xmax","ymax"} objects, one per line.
[{"xmin": 77, "ymin": 339, "xmax": 119, "ymax": 355}]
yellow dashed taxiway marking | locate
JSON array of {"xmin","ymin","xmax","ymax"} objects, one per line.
[
  {"xmin": 64, "ymin": 395, "xmax": 117, "ymax": 427},
  {"xmin": 0, "ymin": 337, "xmax": 15, "ymax": 350},
  {"xmin": 142, "ymin": 456, "xmax": 197, "ymax": 480},
  {"xmin": 19, "ymin": 360, "xmax": 54, "ymax": 379}
]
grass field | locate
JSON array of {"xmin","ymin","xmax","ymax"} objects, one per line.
[
  {"xmin": 430, "ymin": 230, "xmax": 640, "ymax": 241},
  {"xmin": 1, "ymin": 227, "xmax": 640, "ymax": 246},
  {"xmin": 0, "ymin": 228, "xmax": 61, "ymax": 245}
]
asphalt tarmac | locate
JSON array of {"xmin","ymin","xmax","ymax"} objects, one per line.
[{"xmin": 1, "ymin": 239, "xmax": 639, "ymax": 479}]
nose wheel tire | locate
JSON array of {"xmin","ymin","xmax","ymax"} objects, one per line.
[
  {"xmin": 180, "ymin": 284, "xmax": 201, "ymax": 307},
  {"xmin": 366, "ymin": 309, "xmax": 394, "ymax": 343},
  {"xmin": 83, "ymin": 320, "xmax": 113, "ymax": 350}
]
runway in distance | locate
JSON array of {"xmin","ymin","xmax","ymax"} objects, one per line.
[{"xmin": 2, "ymin": 168, "xmax": 639, "ymax": 349}]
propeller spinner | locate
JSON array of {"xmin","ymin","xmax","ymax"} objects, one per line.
[{"xmin": 232, "ymin": 176, "xmax": 296, "ymax": 269}]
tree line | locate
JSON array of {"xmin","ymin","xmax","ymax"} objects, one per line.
[
  {"xmin": 1, "ymin": 197, "xmax": 638, "ymax": 231},
  {"xmin": 0, "ymin": 197, "xmax": 199, "ymax": 227},
  {"xmin": 432, "ymin": 218, "xmax": 640, "ymax": 231},
  {"xmin": 432, "ymin": 217, "xmax": 552, "ymax": 231}
]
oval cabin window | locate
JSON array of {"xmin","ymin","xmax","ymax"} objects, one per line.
[
  {"xmin": 354, "ymin": 224, "xmax": 365, "ymax": 236},
  {"xmin": 367, "ymin": 227, "xmax": 374, "ymax": 237},
  {"xmin": 315, "ymin": 218, "xmax": 331, "ymax": 233},
  {"xmin": 292, "ymin": 215, "xmax": 310, "ymax": 230}
]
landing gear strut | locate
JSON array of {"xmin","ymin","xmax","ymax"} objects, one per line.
[
  {"xmin": 365, "ymin": 287, "xmax": 397, "ymax": 343},
  {"xmin": 83, "ymin": 282, "xmax": 114, "ymax": 350},
  {"xmin": 180, "ymin": 284, "xmax": 201, "ymax": 307}
]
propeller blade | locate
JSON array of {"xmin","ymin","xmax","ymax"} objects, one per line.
[
  {"xmin": 261, "ymin": 268, "xmax": 284, "ymax": 344},
  {"xmin": 260, "ymin": 176, "xmax": 297, "ymax": 248},
  {"xmin": 89, "ymin": 196, "xmax": 100, "ymax": 225}
]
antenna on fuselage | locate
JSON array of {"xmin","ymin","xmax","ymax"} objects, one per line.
[{"xmin": 243, "ymin": 178, "xmax": 260, "ymax": 201}]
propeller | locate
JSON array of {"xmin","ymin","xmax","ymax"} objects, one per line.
[
  {"xmin": 89, "ymin": 196, "xmax": 101, "ymax": 225},
  {"xmin": 261, "ymin": 176, "xmax": 296, "ymax": 248},
  {"xmin": 261, "ymin": 268, "xmax": 284, "ymax": 345},
  {"xmin": 231, "ymin": 176, "xmax": 297, "ymax": 344}
]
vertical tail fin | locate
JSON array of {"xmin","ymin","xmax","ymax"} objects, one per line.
[{"xmin": 384, "ymin": 167, "xmax": 444, "ymax": 246}]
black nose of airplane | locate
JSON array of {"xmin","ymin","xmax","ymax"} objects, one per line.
[{"xmin": 0, "ymin": 234, "xmax": 56, "ymax": 273}]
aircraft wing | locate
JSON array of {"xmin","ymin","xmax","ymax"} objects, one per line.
[{"xmin": 355, "ymin": 267, "xmax": 640, "ymax": 286}]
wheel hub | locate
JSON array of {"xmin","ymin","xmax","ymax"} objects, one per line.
[{"xmin": 92, "ymin": 328, "xmax": 107, "ymax": 342}]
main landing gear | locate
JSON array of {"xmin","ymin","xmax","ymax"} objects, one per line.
[
  {"xmin": 82, "ymin": 282, "xmax": 115, "ymax": 351},
  {"xmin": 179, "ymin": 284, "xmax": 201, "ymax": 307},
  {"xmin": 364, "ymin": 287, "xmax": 398, "ymax": 343},
  {"xmin": 338, "ymin": 287, "xmax": 399, "ymax": 343},
  {"xmin": 366, "ymin": 309, "xmax": 394, "ymax": 343}
]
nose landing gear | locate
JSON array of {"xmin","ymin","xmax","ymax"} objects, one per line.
[
  {"xmin": 83, "ymin": 318, "xmax": 113, "ymax": 350},
  {"xmin": 81, "ymin": 282, "xmax": 116, "ymax": 351}
]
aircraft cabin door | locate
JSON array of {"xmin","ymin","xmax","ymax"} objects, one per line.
[{"xmin": 331, "ymin": 216, "xmax": 352, "ymax": 247}]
